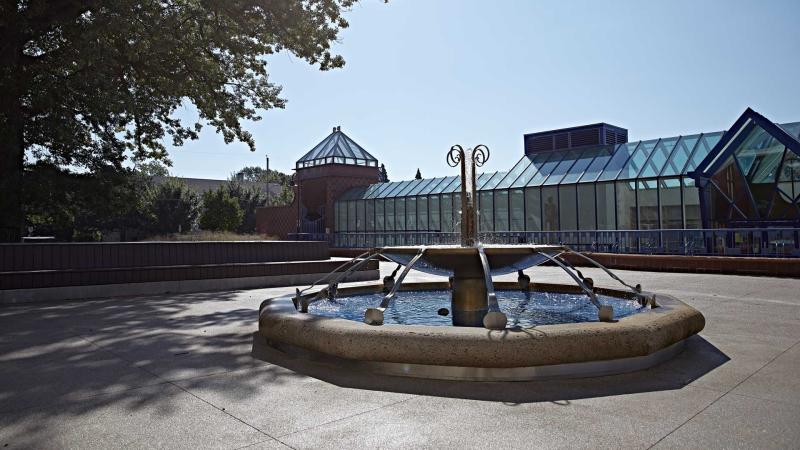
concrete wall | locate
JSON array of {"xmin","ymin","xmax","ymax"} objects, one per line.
[{"xmin": 0, "ymin": 241, "xmax": 328, "ymax": 272}]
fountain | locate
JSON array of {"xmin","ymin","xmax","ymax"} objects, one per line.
[{"xmin": 258, "ymin": 144, "xmax": 705, "ymax": 381}]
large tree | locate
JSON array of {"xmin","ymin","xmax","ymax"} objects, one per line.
[{"xmin": 0, "ymin": 0, "xmax": 356, "ymax": 241}]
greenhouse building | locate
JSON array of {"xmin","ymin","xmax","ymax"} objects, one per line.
[
  {"xmin": 327, "ymin": 109, "xmax": 800, "ymax": 256},
  {"xmin": 255, "ymin": 109, "xmax": 799, "ymax": 256}
]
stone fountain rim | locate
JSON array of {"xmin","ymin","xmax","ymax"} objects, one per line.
[{"xmin": 258, "ymin": 281, "xmax": 705, "ymax": 378}]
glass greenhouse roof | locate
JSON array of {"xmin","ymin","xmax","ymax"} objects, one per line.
[
  {"xmin": 336, "ymin": 121, "xmax": 800, "ymax": 201},
  {"xmin": 296, "ymin": 128, "xmax": 378, "ymax": 169}
]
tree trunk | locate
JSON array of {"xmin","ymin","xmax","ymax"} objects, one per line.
[{"xmin": 0, "ymin": 38, "xmax": 24, "ymax": 242}]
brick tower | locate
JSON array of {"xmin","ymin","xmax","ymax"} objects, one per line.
[{"xmin": 256, "ymin": 127, "xmax": 380, "ymax": 238}]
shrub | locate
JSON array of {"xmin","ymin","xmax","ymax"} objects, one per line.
[
  {"xmin": 148, "ymin": 178, "xmax": 200, "ymax": 234},
  {"xmin": 199, "ymin": 187, "xmax": 243, "ymax": 231}
]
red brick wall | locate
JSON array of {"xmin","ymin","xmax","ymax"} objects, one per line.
[
  {"xmin": 256, "ymin": 201, "xmax": 298, "ymax": 239},
  {"xmin": 255, "ymin": 164, "xmax": 379, "ymax": 238},
  {"xmin": 296, "ymin": 165, "xmax": 379, "ymax": 233}
]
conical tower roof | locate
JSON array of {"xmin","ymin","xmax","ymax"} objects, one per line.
[{"xmin": 296, "ymin": 126, "xmax": 378, "ymax": 169}]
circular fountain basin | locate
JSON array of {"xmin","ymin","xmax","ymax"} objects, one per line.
[
  {"xmin": 258, "ymin": 281, "xmax": 705, "ymax": 381},
  {"xmin": 309, "ymin": 290, "xmax": 644, "ymax": 327},
  {"xmin": 381, "ymin": 244, "xmax": 566, "ymax": 276}
]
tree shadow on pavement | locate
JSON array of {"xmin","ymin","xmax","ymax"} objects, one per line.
[{"xmin": 0, "ymin": 290, "xmax": 298, "ymax": 448}]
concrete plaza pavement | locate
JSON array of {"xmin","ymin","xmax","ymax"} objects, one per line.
[{"xmin": 1, "ymin": 263, "xmax": 799, "ymax": 449}]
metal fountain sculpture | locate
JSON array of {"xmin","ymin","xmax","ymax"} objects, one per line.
[{"xmin": 294, "ymin": 145, "xmax": 653, "ymax": 330}]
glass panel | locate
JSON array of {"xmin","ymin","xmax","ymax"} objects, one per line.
[
  {"xmin": 578, "ymin": 146, "xmax": 615, "ymax": 183},
  {"xmin": 542, "ymin": 186, "xmax": 559, "ymax": 230},
  {"xmin": 733, "ymin": 125, "xmax": 787, "ymax": 217},
  {"xmin": 577, "ymin": 184, "xmax": 596, "ymax": 230},
  {"xmin": 510, "ymin": 189, "xmax": 525, "ymax": 231},
  {"xmin": 476, "ymin": 172, "xmax": 495, "ymax": 190},
  {"xmin": 617, "ymin": 139, "xmax": 659, "ymax": 180},
  {"xmin": 336, "ymin": 202, "xmax": 345, "ymax": 232},
  {"xmin": 615, "ymin": 180, "xmax": 637, "ymax": 230},
  {"xmin": 527, "ymin": 152, "xmax": 565, "ymax": 186},
  {"xmin": 406, "ymin": 197, "xmax": 417, "ymax": 230},
  {"xmin": 479, "ymin": 191, "xmax": 493, "ymax": 231},
  {"xmin": 408, "ymin": 178, "xmax": 436, "ymax": 196},
  {"xmin": 378, "ymin": 181, "xmax": 407, "ymax": 198},
  {"xmin": 396, "ymin": 179, "xmax": 424, "ymax": 197},
  {"xmin": 395, "ymin": 198, "xmax": 405, "ymax": 230},
  {"xmin": 495, "ymin": 155, "xmax": 534, "ymax": 189},
  {"xmin": 441, "ymin": 194, "xmax": 453, "ymax": 232},
  {"xmin": 686, "ymin": 131, "xmax": 724, "ymax": 173},
  {"xmin": 708, "ymin": 156, "xmax": 751, "ymax": 226},
  {"xmin": 494, "ymin": 190, "xmax": 509, "ymax": 231},
  {"xmin": 359, "ymin": 183, "xmax": 380, "ymax": 200},
  {"xmin": 347, "ymin": 201, "xmax": 356, "ymax": 231},
  {"xmin": 432, "ymin": 176, "xmax": 459, "ymax": 194},
  {"xmin": 637, "ymin": 180, "xmax": 659, "ymax": 230},
  {"xmin": 640, "ymin": 137, "xmax": 679, "ymax": 178},
  {"xmin": 779, "ymin": 122, "xmax": 800, "ymax": 139},
  {"xmin": 661, "ymin": 134, "xmax": 700, "ymax": 177},
  {"xmin": 375, "ymin": 199, "xmax": 385, "ymax": 231},
  {"xmin": 366, "ymin": 200, "xmax": 375, "ymax": 231},
  {"xmin": 418, "ymin": 177, "xmax": 446, "ymax": 195},
  {"xmin": 524, "ymin": 187, "xmax": 542, "ymax": 231},
  {"xmin": 771, "ymin": 150, "xmax": 800, "ymax": 220},
  {"xmin": 418, "ymin": 196, "xmax": 428, "ymax": 231},
  {"xmin": 429, "ymin": 195, "xmax": 441, "ymax": 231},
  {"xmin": 385, "ymin": 198, "xmax": 395, "ymax": 231},
  {"xmin": 481, "ymin": 171, "xmax": 507, "ymax": 191},
  {"xmin": 597, "ymin": 142, "xmax": 640, "ymax": 181},
  {"xmin": 659, "ymin": 178, "xmax": 683, "ymax": 229},
  {"xmin": 683, "ymin": 178, "xmax": 701, "ymax": 228},
  {"xmin": 596, "ymin": 182, "xmax": 616, "ymax": 230},
  {"xmin": 511, "ymin": 152, "xmax": 554, "ymax": 188},
  {"xmin": 366, "ymin": 182, "xmax": 391, "ymax": 199},
  {"xmin": 558, "ymin": 185, "xmax": 577, "ymax": 230},
  {"xmin": 356, "ymin": 200, "xmax": 365, "ymax": 231},
  {"xmin": 445, "ymin": 179, "xmax": 462, "ymax": 194},
  {"xmin": 778, "ymin": 150, "xmax": 800, "ymax": 203},
  {"xmin": 561, "ymin": 147, "xmax": 603, "ymax": 184},
  {"xmin": 543, "ymin": 150, "xmax": 581, "ymax": 185}
]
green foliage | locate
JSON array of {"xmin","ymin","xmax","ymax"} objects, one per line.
[
  {"xmin": 23, "ymin": 162, "xmax": 151, "ymax": 241},
  {"xmin": 7, "ymin": 0, "xmax": 355, "ymax": 167},
  {"xmin": 1, "ymin": 0, "xmax": 358, "ymax": 240},
  {"xmin": 415, "ymin": 168, "xmax": 422, "ymax": 179},
  {"xmin": 199, "ymin": 187, "xmax": 244, "ymax": 232},
  {"xmin": 230, "ymin": 165, "xmax": 295, "ymax": 206},
  {"xmin": 148, "ymin": 179, "xmax": 200, "ymax": 234},
  {"xmin": 226, "ymin": 181, "xmax": 267, "ymax": 233},
  {"xmin": 379, "ymin": 163, "xmax": 389, "ymax": 182},
  {"xmin": 135, "ymin": 161, "xmax": 171, "ymax": 178}
]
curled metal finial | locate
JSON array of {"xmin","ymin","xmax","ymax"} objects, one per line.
[
  {"xmin": 472, "ymin": 144, "xmax": 490, "ymax": 167},
  {"xmin": 446, "ymin": 145, "xmax": 464, "ymax": 167}
]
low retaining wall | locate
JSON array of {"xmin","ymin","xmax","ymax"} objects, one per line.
[
  {"xmin": 1, "ymin": 260, "xmax": 378, "ymax": 304},
  {"xmin": 0, "ymin": 241, "xmax": 380, "ymax": 304},
  {"xmin": 0, "ymin": 241, "xmax": 328, "ymax": 272},
  {"xmin": 333, "ymin": 247, "xmax": 800, "ymax": 277},
  {"xmin": 561, "ymin": 252, "xmax": 800, "ymax": 277}
]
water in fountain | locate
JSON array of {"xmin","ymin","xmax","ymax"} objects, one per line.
[{"xmin": 310, "ymin": 290, "xmax": 644, "ymax": 327}]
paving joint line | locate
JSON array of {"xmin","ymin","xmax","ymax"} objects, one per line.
[
  {"xmin": 646, "ymin": 337, "xmax": 800, "ymax": 449},
  {"xmin": 276, "ymin": 395, "xmax": 418, "ymax": 439},
  {"xmin": 73, "ymin": 333, "xmax": 287, "ymax": 446}
]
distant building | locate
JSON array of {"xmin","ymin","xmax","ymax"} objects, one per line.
[
  {"xmin": 153, "ymin": 176, "xmax": 283, "ymax": 197},
  {"xmin": 257, "ymin": 110, "xmax": 800, "ymax": 256}
]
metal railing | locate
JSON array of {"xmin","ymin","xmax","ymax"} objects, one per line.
[{"xmin": 328, "ymin": 228, "xmax": 800, "ymax": 258}]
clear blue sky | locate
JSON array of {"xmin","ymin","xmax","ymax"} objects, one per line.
[{"xmin": 167, "ymin": 0, "xmax": 800, "ymax": 181}]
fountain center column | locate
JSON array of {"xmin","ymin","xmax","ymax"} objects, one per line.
[{"xmin": 446, "ymin": 144, "xmax": 491, "ymax": 327}]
